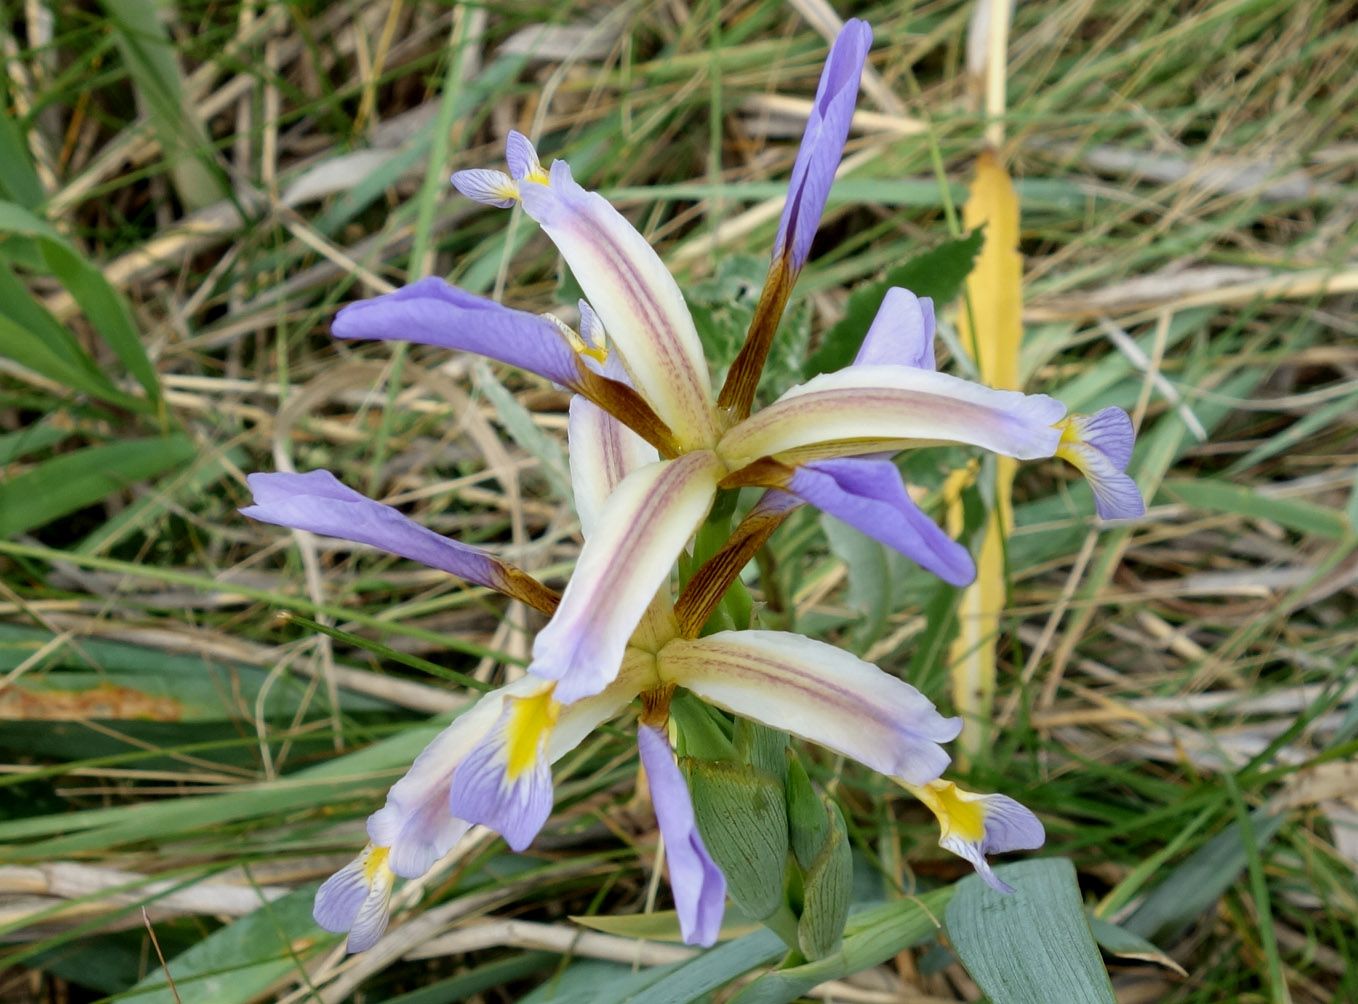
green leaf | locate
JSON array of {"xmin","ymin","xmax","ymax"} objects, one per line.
[
  {"xmin": 121, "ymin": 889, "xmax": 318, "ymax": 1004},
  {"xmin": 98, "ymin": 0, "xmax": 224, "ymax": 210},
  {"xmin": 945, "ymin": 858, "xmax": 1116, "ymax": 1004},
  {"xmin": 0, "ymin": 293, "xmax": 139, "ymax": 412},
  {"xmin": 0, "ymin": 434, "xmax": 196, "ymax": 538},
  {"xmin": 1161, "ymin": 477, "xmax": 1349, "ymax": 540},
  {"xmin": 1122, "ymin": 807, "xmax": 1285, "ymax": 942},
  {"xmin": 0, "ymin": 101, "xmax": 44, "ymax": 207},
  {"xmin": 795, "ymin": 798, "xmax": 852, "ymax": 960},
  {"xmin": 730, "ymin": 889, "xmax": 954, "ymax": 1004},
  {"xmin": 0, "ymin": 200, "xmax": 164, "ymax": 405},
  {"xmin": 803, "ymin": 229, "xmax": 985, "ymax": 379},
  {"xmin": 1086, "ymin": 913, "xmax": 1187, "ymax": 975},
  {"xmin": 784, "ymin": 755, "xmax": 828, "ymax": 872}
]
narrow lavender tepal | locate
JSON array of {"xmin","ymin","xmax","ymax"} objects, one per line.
[
  {"xmin": 854, "ymin": 288, "xmax": 937, "ymax": 370},
  {"xmin": 331, "ymin": 276, "xmax": 583, "ymax": 388},
  {"xmin": 637, "ymin": 724, "xmax": 727, "ymax": 946},
  {"xmin": 773, "ymin": 19, "xmax": 873, "ymax": 271},
  {"xmin": 240, "ymin": 470, "xmax": 557, "ymax": 613},
  {"xmin": 788, "ymin": 457, "xmax": 975, "ymax": 586}
]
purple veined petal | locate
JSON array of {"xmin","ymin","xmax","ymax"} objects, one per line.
[
  {"xmin": 451, "ymin": 168, "xmax": 518, "ymax": 207},
  {"xmin": 372, "ymin": 666, "xmax": 648, "ymax": 874},
  {"xmin": 907, "ymin": 780, "xmax": 1045, "ymax": 894},
  {"xmin": 1057, "ymin": 406, "xmax": 1144, "ymax": 520},
  {"xmin": 366, "ymin": 686, "xmax": 509, "ymax": 879},
  {"xmin": 853, "ymin": 288, "xmax": 936, "ymax": 370},
  {"xmin": 657, "ymin": 630, "xmax": 961, "ymax": 786},
  {"xmin": 241, "ymin": 470, "xmax": 502, "ymax": 588},
  {"xmin": 772, "ymin": 19, "xmax": 872, "ymax": 271},
  {"xmin": 517, "ymin": 159, "xmax": 718, "ymax": 450},
  {"xmin": 718, "ymin": 364, "xmax": 1066, "ymax": 468},
  {"xmin": 313, "ymin": 845, "xmax": 396, "ymax": 952},
  {"xmin": 446, "ymin": 681, "xmax": 561, "ymax": 852},
  {"xmin": 530, "ymin": 450, "xmax": 723, "ymax": 703},
  {"xmin": 788, "ymin": 457, "xmax": 975, "ymax": 586},
  {"xmin": 505, "ymin": 130, "xmax": 547, "ymax": 182},
  {"xmin": 568, "ymin": 396, "xmax": 660, "ymax": 539},
  {"xmin": 637, "ymin": 724, "xmax": 727, "ymax": 947},
  {"xmin": 332, "ymin": 276, "xmax": 583, "ymax": 389}
]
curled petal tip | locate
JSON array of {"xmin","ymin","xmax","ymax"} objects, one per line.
[
  {"xmin": 451, "ymin": 168, "xmax": 518, "ymax": 207},
  {"xmin": 313, "ymin": 845, "xmax": 396, "ymax": 952},
  {"xmin": 911, "ymin": 781, "xmax": 1045, "ymax": 893},
  {"xmin": 505, "ymin": 130, "xmax": 547, "ymax": 182},
  {"xmin": 1058, "ymin": 406, "xmax": 1144, "ymax": 520}
]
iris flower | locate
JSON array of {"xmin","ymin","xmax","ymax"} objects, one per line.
[
  {"xmin": 244, "ymin": 395, "xmax": 993, "ymax": 952},
  {"xmin": 245, "ymin": 16, "xmax": 1142, "ymax": 954},
  {"xmin": 333, "ymin": 18, "xmax": 1141, "ymax": 711}
]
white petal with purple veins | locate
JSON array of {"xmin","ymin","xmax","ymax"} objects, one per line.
[
  {"xmin": 719, "ymin": 365, "xmax": 1066, "ymax": 466},
  {"xmin": 530, "ymin": 451, "xmax": 723, "ymax": 703},
  {"xmin": 657, "ymin": 630, "xmax": 960, "ymax": 785},
  {"xmin": 568, "ymin": 397, "xmax": 659, "ymax": 539},
  {"xmin": 517, "ymin": 160, "xmax": 718, "ymax": 449}
]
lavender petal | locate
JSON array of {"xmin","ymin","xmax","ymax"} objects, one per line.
[
  {"xmin": 773, "ymin": 19, "xmax": 872, "ymax": 270},
  {"xmin": 332, "ymin": 276, "xmax": 582, "ymax": 388},
  {"xmin": 788, "ymin": 457, "xmax": 974, "ymax": 586},
  {"xmin": 637, "ymin": 725, "xmax": 726, "ymax": 946}
]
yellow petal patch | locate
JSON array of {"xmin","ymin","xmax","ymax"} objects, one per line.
[
  {"xmin": 362, "ymin": 843, "xmax": 392, "ymax": 884},
  {"xmin": 504, "ymin": 686, "xmax": 560, "ymax": 781},
  {"xmin": 909, "ymin": 779, "xmax": 987, "ymax": 844}
]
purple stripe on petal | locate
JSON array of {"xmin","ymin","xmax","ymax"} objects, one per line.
[
  {"xmin": 637, "ymin": 725, "xmax": 726, "ymax": 947},
  {"xmin": 446, "ymin": 693, "xmax": 556, "ymax": 852},
  {"xmin": 658, "ymin": 631, "xmax": 961, "ymax": 786},
  {"xmin": 773, "ymin": 19, "xmax": 872, "ymax": 271},
  {"xmin": 451, "ymin": 168, "xmax": 518, "ymax": 207},
  {"xmin": 241, "ymin": 470, "xmax": 508, "ymax": 590},
  {"xmin": 1058, "ymin": 407, "xmax": 1144, "ymax": 520},
  {"xmin": 505, "ymin": 130, "xmax": 544, "ymax": 181},
  {"xmin": 853, "ymin": 288, "xmax": 936, "ymax": 370},
  {"xmin": 789, "ymin": 457, "xmax": 975, "ymax": 586},
  {"xmin": 517, "ymin": 159, "xmax": 718, "ymax": 449},
  {"xmin": 332, "ymin": 276, "xmax": 582, "ymax": 388},
  {"xmin": 313, "ymin": 846, "xmax": 395, "ymax": 952},
  {"xmin": 1072, "ymin": 406, "xmax": 1135, "ymax": 470},
  {"xmin": 530, "ymin": 451, "xmax": 722, "ymax": 703}
]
